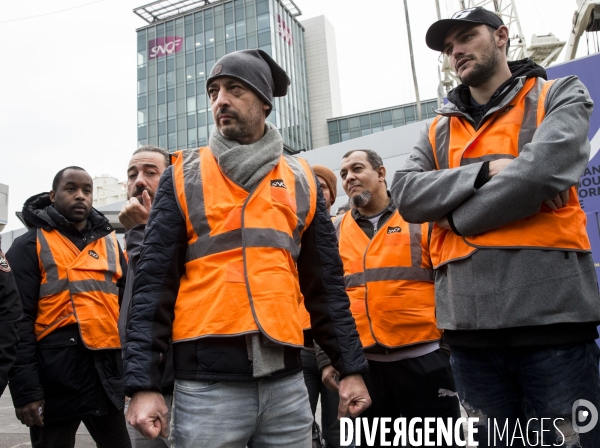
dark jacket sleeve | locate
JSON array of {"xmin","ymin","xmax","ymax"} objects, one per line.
[
  {"xmin": 314, "ymin": 341, "xmax": 332, "ymax": 371},
  {"xmin": 297, "ymin": 186, "xmax": 369, "ymax": 379},
  {"xmin": 0, "ymin": 251, "xmax": 22, "ymax": 397},
  {"xmin": 118, "ymin": 225, "xmax": 145, "ymax": 345},
  {"xmin": 6, "ymin": 229, "xmax": 45, "ymax": 407},
  {"xmin": 123, "ymin": 168, "xmax": 187, "ymax": 396}
]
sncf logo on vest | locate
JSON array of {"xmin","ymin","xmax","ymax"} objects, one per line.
[
  {"xmin": 88, "ymin": 250, "xmax": 99, "ymax": 260},
  {"xmin": 387, "ymin": 227, "xmax": 402, "ymax": 234},
  {"xmin": 271, "ymin": 179, "xmax": 286, "ymax": 188}
]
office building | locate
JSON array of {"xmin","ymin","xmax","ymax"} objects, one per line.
[{"xmin": 135, "ymin": 0, "xmax": 311, "ymax": 153}]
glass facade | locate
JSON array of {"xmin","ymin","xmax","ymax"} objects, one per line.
[
  {"xmin": 326, "ymin": 99, "xmax": 439, "ymax": 145},
  {"xmin": 136, "ymin": 0, "xmax": 311, "ymax": 153}
]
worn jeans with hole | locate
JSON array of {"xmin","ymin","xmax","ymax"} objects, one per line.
[
  {"xmin": 169, "ymin": 371, "xmax": 313, "ymax": 448},
  {"xmin": 451, "ymin": 342, "xmax": 600, "ymax": 448},
  {"xmin": 359, "ymin": 349, "xmax": 462, "ymax": 448}
]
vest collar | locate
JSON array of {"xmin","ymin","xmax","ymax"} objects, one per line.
[{"xmin": 436, "ymin": 76, "xmax": 530, "ymax": 128}]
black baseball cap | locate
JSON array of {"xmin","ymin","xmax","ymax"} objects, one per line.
[{"xmin": 426, "ymin": 7, "xmax": 504, "ymax": 52}]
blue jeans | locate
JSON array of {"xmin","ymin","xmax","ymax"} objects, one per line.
[
  {"xmin": 170, "ymin": 372, "xmax": 313, "ymax": 447},
  {"xmin": 450, "ymin": 342, "xmax": 600, "ymax": 448}
]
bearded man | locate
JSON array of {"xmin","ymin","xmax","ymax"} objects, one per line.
[
  {"xmin": 123, "ymin": 49, "xmax": 371, "ymax": 448},
  {"xmin": 317, "ymin": 149, "xmax": 460, "ymax": 448},
  {"xmin": 118, "ymin": 146, "xmax": 174, "ymax": 448},
  {"xmin": 391, "ymin": 7, "xmax": 600, "ymax": 447}
]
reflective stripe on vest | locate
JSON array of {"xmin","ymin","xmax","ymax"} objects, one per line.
[
  {"xmin": 36, "ymin": 228, "xmax": 121, "ymax": 348},
  {"xmin": 337, "ymin": 211, "xmax": 441, "ymax": 349},
  {"xmin": 172, "ymin": 147, "xmax": 317, "ymax": 346},
  {"xmin": 428, "ymin": 78, "xmax": 590, "ymax": 267}
]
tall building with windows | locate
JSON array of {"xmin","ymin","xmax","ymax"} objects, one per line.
[{"xmin": 135, "ymin": 0, "xmax": 311, "ymax": 153}]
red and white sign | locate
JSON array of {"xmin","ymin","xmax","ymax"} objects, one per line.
[
  {"xmin": 148, "ymin": 36, "xmax": 183, "ymax": 59},
  {"xmin": 277, "ymin": 15, "xmax": 293, "ymax": 46}
]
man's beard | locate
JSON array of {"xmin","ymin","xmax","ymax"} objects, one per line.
[
  {"xmin": 54, "ymin": 202, "xmax": 89, "ymax": 224},
  {"xmin": 351, "ymin": 190, "xmax": 372, "ymax": 208},
  {"xmin": 216, "ymin": 101, "xmax": 264, "ymax": 141},
  {"xmin": 458, "ymin": 38, "xmax": 501, "ymax": 88}
]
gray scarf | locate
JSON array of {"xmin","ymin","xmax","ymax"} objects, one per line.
[
  {"xmin": 209, "ymin": 122, "xmax": 283, "ymax": 191},
  {"xmin": 209, "ymin": 122, "xmax": 286, "ymax": 377}
]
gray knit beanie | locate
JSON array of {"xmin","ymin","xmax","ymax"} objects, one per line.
[{"xmin": 206, "ymin": 49, "xmax": 290, "ymax": 116}]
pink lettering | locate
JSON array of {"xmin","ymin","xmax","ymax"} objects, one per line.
[
  {"xmin": 148, "ymin": 36, "xmax": 183, "ymax": 60},
  {"xmin": 277, "ymin": 15, "xmax": 293, "ymax": 46}
]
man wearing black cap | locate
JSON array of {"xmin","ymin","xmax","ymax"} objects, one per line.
[
  {"xmin": 392, "ymin": 7, "xmax": 600, "ymax": 447},
  {"xmin": 123, "ymin": 49, "xmax": 371, "ymax": 447}
]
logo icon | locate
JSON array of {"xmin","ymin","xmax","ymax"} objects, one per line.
[
  {"xmin": 387, "ymin": 226, "xmax": 402, "ymax": 234},
  {"xmin": 213, "ymin": 64, "xmax": 222, "ymax": 75},
  {"xmin": 88, "ymin": 250, "xmax": 99, "ymax": 260},
  {"xmin": 148, "ymin": 36, "xmax": 183, "ymax": 60},
  {"xmin": 0, "ymin": 251, "xmax": 10, "ymax": 273},
  {"xmin": 572, "ymin": 399, "xmax": 598, "ymax": 433},
  {"xmin": 271, "ymin": 179, "xmax": 286, "ymax": 188},
  {"xmin": 277, "ymin": 14, "xmax": 293, "ymax": 46},
  {"xmin": 451, "ymin": 8, "xmax": 476, "ymax": 19}
]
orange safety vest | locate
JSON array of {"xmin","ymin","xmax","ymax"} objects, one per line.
[
  {"xmin": 171, "ymin": 147, "xmax": 317, "ymax": 347},
  {"xmin": 428, "ymin": 77, "xmax": 590, "ymax": 268},
  {"xmin": 36, "ymin": 228, "xmax": 122, "ymax": 349},
  {"xmin": 336, "ymin": 210, "xmax": 442, "ymax": 349}
]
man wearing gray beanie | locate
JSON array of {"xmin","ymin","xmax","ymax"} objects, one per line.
[{"xmin": 123, "ymin": 49, "xmax": 371, "ymax": 448}]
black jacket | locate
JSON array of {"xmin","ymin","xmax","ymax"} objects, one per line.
[
  {"xmin": 123, "ymin": 166, "xmax": 369, "ymax": 396},
  {"xmin": 0, "ymin": 241, "xmax": 22, "ymax": 397},
  {"xmin": 7, "ymin": 193, "xmax": 128, "ymax": 422},
  {"xmin": 119, "ymin": 224, "xmax": 175, "ymax": 395}
]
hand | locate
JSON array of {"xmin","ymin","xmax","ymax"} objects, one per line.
[
  {"xmin": 488, "ymin": 158, "xmax": 513, "ymax": 179},
  {"xmin": 118, "ymin": 191, "xmax": 152, "ymax": 230},
  {"xmin": 126, "ymin": 391, "xmax": 168, "ymax": 440},
  {"xmin": 15, "ymin": 399, "xmax": 44, "ymax": 427},
  {"xmin": 436, "ymin": 217, "xmax": 451, "ymax": 230},
  {"xmin": 544, "ymin": 189, "xmax": 570, "ymax": 211},
  {"xmin": 321, "ymin": 364, "xmax": 340, "ymax": 393},
  {"xmin": 337, "ymin": 374, "xmax": 372, "ymax": 419}
]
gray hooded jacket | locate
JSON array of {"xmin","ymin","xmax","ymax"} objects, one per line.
[{"xmin": 391, "ymin": 61, "xmax": 600, "ymax": 336}]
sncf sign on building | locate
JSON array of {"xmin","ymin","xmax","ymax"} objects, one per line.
[
  {"xmin": 135, "ymin": 0, "xmax": 311, "ymax": 155},
  {"xmin": 148, "ymin": 36, "xmax": 183, "ymax": 59},
  {"xmin": 277, "ymin": 14, "xmax": 293, "ymax": 46}
]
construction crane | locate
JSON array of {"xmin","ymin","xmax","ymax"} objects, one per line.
[
  {"xmin": 565, "ymin": 0, "xmax": 600, "ymax": 61},
  {"xmin": 438, "ymin": 0, "xmax": 566, "ymax": 97}
]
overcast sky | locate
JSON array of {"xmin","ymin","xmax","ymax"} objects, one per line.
[{"xmin": 0, "ymin": 0, "xmax": 589, "ymax": 232}]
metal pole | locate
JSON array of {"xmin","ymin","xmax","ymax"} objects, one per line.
[
  {"xmin": 435, "ymin": 0, "xmax": 442, "ymax": 19},
  {"xmin": 403, "ymin": 0, "xmax": 422, "ymax": 121},
  {"xmin": 435, "ymin": 0, "xmax": 444, "ymax": 107}
]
